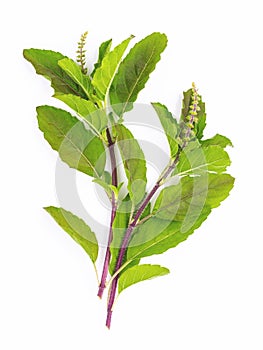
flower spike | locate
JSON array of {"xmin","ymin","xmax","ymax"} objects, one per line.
[{"xmin": 76, "ymin": 31, "xmax": 88, "ymax": 74}]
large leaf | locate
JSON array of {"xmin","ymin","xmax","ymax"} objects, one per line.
[
  {"xmin": 116, "ymin": 124, "xmax": 147, "ymax": 207},
  {"xmin": 91, "ymin": 39, "xmax": 112, "ymax": 77},
  {"xmin": 152, "ymin": 174, "xmax": 233, "ymax": 223},
  {"xmin": 55, "ymin": 94, "xmax": 108, "ymax": 134},
  {"xmin": 126, "ymin": 173, "xmax": 234, "ymax": 262},
  {"xmin": 118, "ymin": 264, "xmax": 169, "ymax": 294},
  {"xmin": 37, "ymin": 105, "xmax": 105, "ymax": 177},
  {"xmin": 92, "ymin": 36, "xmax": 134, "ymax": 100},
  {"xmin": 127, "ymin": 217, "xmax": 203, "ymax": 261},
  {"xmin": 201, "ymin": 134, "xmax": 233, "ymax": 148},
  {"xmin": 45, "ymin": 207, "xmax": 98, "ymax": 263},
  {"xmin": 180, "ymin": 88, "xmax": 206, "ymax": 139},
  {"xmin": 109, "ymin": 32, "xmax": 167, "ymax": 116},
  {"xmin": 174, "ymin": 144, "xmax": 231, "ymax": 176},
  {"xmin": 58, "ymin": 58, "xmax": 92, "ymax": 99},
  {"xmin": 151, "ymin": 102, "xmax": 178, "ymax": 158},
  {"xmin": 23, "ymin": 49, "xmax": 88, "ymax": 98}
]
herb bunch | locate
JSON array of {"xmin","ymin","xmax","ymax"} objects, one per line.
[{"xmin": 24, "ymin": 32, "xmax": 234, "ymax": 328}]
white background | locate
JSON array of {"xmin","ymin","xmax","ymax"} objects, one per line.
[{"xmin": 1, "ymin": 0, "xmax": 263, "ymax": 349}]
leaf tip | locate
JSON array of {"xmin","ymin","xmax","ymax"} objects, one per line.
[
  {"xmin": 163, "ymin": 267, "xmax": 170, "ymax": 275},
  {"xmin": 153, "ymin": 31, "xmax": 168, "ymax": 43},
  {"xmin": 23, "ymin": 48, "xmax": 34, "ymax": 61},
  {"xmin": 43, "ymin": 206, "xmax": 54, "ymax": 213},
  {"xmin": 23, "ymin": 48, "xmax": 28, "ymax": 57},
  {"xmin": 36, "ymin": 104, "xmax": 50, "ymax": 115},
  {"xmin": 151, "ymin": 101, "xmax": 162, "ymax": 108}
]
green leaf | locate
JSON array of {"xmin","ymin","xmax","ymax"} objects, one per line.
[
  {"xmin": 174, "ymin": 144, "xmax": 231, "ymax": 176},
  {"xmin": 116, "ymin": 124, "xmax": 147, "ymax": 207},
  {"xmin": 54, "ymin": 94, "xmax": 108, "ymax": 133},
  {"xmin": 92, "ymin": 36, "xmax": 134, "ymax": 100},
  {"xmin": 92, "ymin": 179, "xmax": 112, "ymax": 198},
  {"xmin": 118, "ymin": 264, "xmax": 169, "ymax": 294},
  {"xmin": 93, "ymin": 170, "xmax": 112, "ymax": 198},
  {"xmin": 58, "ymin": 58, "xmax": 92, "ymax": 99},
  {"xmin": 91, "ymin": 39, "xmax": 112, "ymax": 77},
  {"xmin": 140, "ymin": 202, "xmax": 151, "ymax": 221},
  {"xmin": 93, "ymin": 178, "xmax": 123, "ymax": 200},
  {"xmin": 37, "ymin": 105, "xmax": 106, "ymax": 177},
  {"xmin": 127, "ymin": 218, "xmax": 200, "ymax": 260},
  {"xmin": 180, "ymin": 88, "xmax": 206, "ymax": 139},
  {"xmin": 201, "ymin": 134, "xmax": 233, "ymax": 148},
  {"xmin": 109, "ymin": 193, "xmax": 141, "ymax": 275},
  {"xmin": 23, "ymin": 49, "xmax": 88, "ymax": 99},
  {"xmin": 151, "ymin": 103, "xmax": 178, "ymax": 158},
  {"xmin": 44, "ymin": 207, "xmax": 98, "ymax": 263},
  {"xmin": 109, "ymin": 195, "xmax": 134, "ymax": 275},
  {"xmin": 126, "ymin": 174, "xmax": 235, "ymax": 261},
  {"xmin": 109, "ymin": 32, "xmax": 168, "ymax": 116},
  {"xmin": 110, "ymin": 198, "xmax": 151, "ymax": 274},
  {"xmin": 153, "ymin": 173, "xmax": 234, "ymax": 224}
]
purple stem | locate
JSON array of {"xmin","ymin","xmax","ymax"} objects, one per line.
[
  {"xmin": 106, "ymin": 152, "xmax": 181, "ymax": 328},
  {"xmin": 97, "ymin": 128, "xmax": 118, "ymax": 298}
]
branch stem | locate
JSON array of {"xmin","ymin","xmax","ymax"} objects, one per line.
[
  {"xmin": 106, "ymin": 150, "xmax": 181, "ymax": 328},
  {"xmin": 97, "ymin": 128, "xmax": 118, "ymax": 298}
]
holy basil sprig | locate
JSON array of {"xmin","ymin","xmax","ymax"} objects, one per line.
[{"xmin": 24, "ymin": 32, "xmax": 234, "ymax": 329}]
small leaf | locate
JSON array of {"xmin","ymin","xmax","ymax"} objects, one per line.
[
  {"xmin": 93, "ymin": 178, "xmax": 124, "ymax": 200},
  {"xmin": 58, "ymin": 58, "xmax": 92, "ymax": 99},
  {"xmin": 91, "ymin": 39, "xmax": 112, "ymax": 77},
  {"xmin": 37, "ymin": 105, "xmax": 106, "ymax": 177},
  {"xmin": 201, "ymin": 134, "xmax": 233, "ymax": 148},
  {"xmin": 44, "ymin": 207, "xmax": 98, "ymax": 263},
  {"xmin": 110, "ymin": 32, "xmax": 167, "ymax": 116},
  {"xmin": 109, "ymin": 183, "xmax": 124, "ymax": 198},
  {"xmin": 93, "ymin": 170, "xmax": 113, "ymax": 197},
  {"xmin": 151, "ymin": 102, "xmax": 178, "ymax": 158},
  {"xmin": 54, "ymin": 94, "xmax": 108, "ymax": 133},
  {"xmin": 118, "ymin": 264, "xmax": 169, "ymax": 294},
  {"xmin": 23, "ymin": 49, "xmax": 88, "ymax": 98},
  {"xmin": 93, "ymin": 178, "xmax": 112, "ymax": 198},
  {"xmin": 116, "ymin": 124, "xmax": 147, "ymax": 207},
  {"xmin": 92, "ymin": 36, "xmax": 134, "ymax": 100},
  {"xmin": 127, "ymin": 174, "xmax": 235, "ymax": 261}
]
